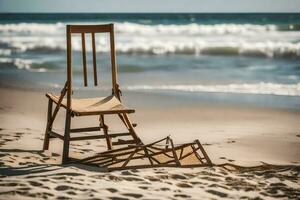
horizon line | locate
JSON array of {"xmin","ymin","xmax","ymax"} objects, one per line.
[{"xmin": 1, "ymin": 12, "xmax": 300, "ymax": 14}]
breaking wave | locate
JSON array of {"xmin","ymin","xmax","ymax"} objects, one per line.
[
  {"xmin": 0, "ymin": 58, "xmax": 48, "ymax": 72},
  {"xmin": 126, "ymin": 83, "xmax": 300, "ymax": 96},
  {"xmin": 1, "ymin": 39, "xmax": 300, "ymax": 58},
  {"xmin": 0, "ymin": 22, "xmax": 278, "ymax": 35},
  {"xmin": 0, "ymin": 22, "xmax": 300, "ymax": 57}
]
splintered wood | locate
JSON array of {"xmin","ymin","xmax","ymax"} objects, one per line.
[{"xmin": 80, "ymin": 136, "xmax": 212, "ymax": 171}]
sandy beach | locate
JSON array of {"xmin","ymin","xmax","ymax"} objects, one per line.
[{"xmin": 0, "ymin": 87, "xmax": 299, "ymax": 199}]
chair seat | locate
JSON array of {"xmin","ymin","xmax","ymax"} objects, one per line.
[{"xmin": 46, "ymin": 93, "xmax": 135, "ymax": 116}]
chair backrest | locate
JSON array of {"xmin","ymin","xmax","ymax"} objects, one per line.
[{"xmin": 66, "ymin": 24, "xmax": 118, "ymax": 109}]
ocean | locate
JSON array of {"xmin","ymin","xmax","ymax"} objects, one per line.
[{"xmin": 0, "ymin": 13, "xmax": 299, "ymax": 109}]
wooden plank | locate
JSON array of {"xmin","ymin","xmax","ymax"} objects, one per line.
[
  {"xmin": 66, "ymin": 25, "xmax": 72, "ymax": 109},
  {"xmin": 112, "ymin": 139, "xmax": 137, "ymax": 145},
  {"xmin": 70, "ymin": 135, "xmax": 108, "ymax": 141},
  {"xmin": 91, "ymin": 32, "xmax": 98, "ymax": 86},
  {"xmin": 108, "ymin": 132, "xmax": 132, "ymax": 137},
  {"xmin": 110, "ymin": 24, "xmax": 118, "ymax": 96},
  {"xmin": 43, "ymin": 99, "xmax": 53, "ymax": 150},
  {"xmin": 62, "ymin": 110, "xmax": 71, "ymax": 164},
  {"xmin": 191, "ymin": 145, "xmax": 204, "ymax": 164},
  {"xmin": 48, "ymin": 82, "xmax": 68, "ymax": 128},
  {"xmin": 142, "ymin": 146, "xmax": 154, "ymax": 165},
  {"xmin": 170, "ymin": 139, "xmax": 181, "ymax": 167},
  {"xmin": 179, "ymin": 147, "xmax": 184, "ymax": 159},
  {"xmin": 70, "ymin": 24, "xmax": 111, "ymax": 33},
  {"xmin": 195, "ymin": 140, "xmax": 213, "ymax": 166},
  {"xmin": 180, "ymin": 146, "xmax": 200, "ymax": 161},
  {"xmin": 147, "ymin": 146, "xmax": 174, "ymax": 159},
  {"xmin": 122, "ymin": 113, "xmax": 141, "ymax": 143},
  {"xmin": 73, "ymin": 109, "xmax": 135, "ymax": 116},
  {"xmin": 100, "ymin": 115, "xmax": 112, "ymax": 150},
  {"xmin": 121, "ymin": 147, "xmax": 139, "ymax": 168},
  {"xmin": 81, "ymin": 33, "xmax": 88, "ymax": 86},
  {"xmin": 70, "ymin": 126, "xmax": 101, "ymax": 133},
  {"xmin": 48, "ymin": 131, "xmax": 64, "ymax": 140}
]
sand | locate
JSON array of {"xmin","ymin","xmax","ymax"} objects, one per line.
[{"xmin": 0, "ymin": 87, "xmax": 300, "ymax": 199}]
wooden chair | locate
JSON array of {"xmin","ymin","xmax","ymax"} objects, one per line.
[
  {"xmin": 80, "ymin": 137, "xmax": 213, "ymax": 171},
  {"xmin": 43, "ymin": 24, "xmax": 141, "ymax": 164}
]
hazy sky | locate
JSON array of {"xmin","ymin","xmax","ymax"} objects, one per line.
[{"xmin": 0, "ymin": 0, "xmax": 300, "ymax": 13}]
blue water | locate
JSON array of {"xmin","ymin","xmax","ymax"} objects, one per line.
[{"xmin": 0, "ymin": 13, "xmax": 299, "ymax": 109}]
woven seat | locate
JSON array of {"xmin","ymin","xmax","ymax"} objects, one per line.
[{"xmin": 46, "ymin": 93, "xmax": 135, "ymax": 116}]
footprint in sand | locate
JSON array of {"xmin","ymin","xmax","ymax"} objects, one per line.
[
  {"xmin": 109, "ymin": 197, "xmax": 129, "ymax": 200},
  {"xmin": 174, "ymin": 194, "xmax": 191, "ymax": 198},
  {"xmin": 138, "ymin": 186, "xmax": 148, "ymax": 190},
  {"xmin": 107, "ymin": 188, "xmax": 118, "ymax": 193},
  {"xmin": 227, "ymin": 139, "xmax": 236, "ymax": 143},
  {"xmin": 144, "ymin": 176, "xmax": 161, "ymax": 182},
  {"xmin": 121, "ymin": 171, "xmax": 137, "ymax": 176},
  {"xmin": 14, "ymin": 132, "xmax": 24, "ymax": 136},
  {"xmin": 160, "ymin": 187, "xmax": 170, "ymax": 191},
  {"xmin": 122, "ymin": 176, "xmax": 144, "ymax": 182},
  {"xmin": 171, "ymin": 174, "xmax": 187, "ymax": 180},
  {"xmin": 176, "ymin": 183, "xmax": 193, "ymax": 188},
  {"xmin": 67, "ymin": 191, "xmax": 76, "ymax": 195},
  {"xmin": 28, "ymin": 181, "xmax": 43, "ymax": 187},
  {"xmin": 0, "ymin": 182, "xmax": 18, "ymax": 187},
  {"xmin": 55, "ymin": 185, "xmax": 73, "ymax": 191},
  {"xmin": 206, "ymin": 189, "xmax": 228, "ymax": 198},
  {"xmin": 122, "ymin": 193, "xmax": 143, "ymax": 198},
  {"xmin": 57, "ymin": 196, "xmax": 72, "ymax": 200}
]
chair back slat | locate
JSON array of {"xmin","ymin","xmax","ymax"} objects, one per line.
[
  {"xmin": 91, "ymin": 32, "xmax": 98, "ymax": 86},
  {"xmin": 110, "ymin": 26, "xmax": 118, "ymax": 95},
  {"xmin": 66, "ymin": 25, "xmax": 72, "ymax": 109},
  {"xmin": 81, "ymin": 33, "xmax": 88, "ymax": 86}
]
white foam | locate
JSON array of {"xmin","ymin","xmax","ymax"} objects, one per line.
[
  {"xmin": 0, "ymin": 49, "xmax": 11, "ymax": 56},
  {"xmin": 0, "ymin": 22, "xmax": 277, "ymax": 36},
  {"xmin": 0, "ymin": 23, "xmax": 64, "ymax": 34},
  {"xmin": 115, "ymin": 22, "xmax": 278, "ymax": 36},
  {"xmin": 0, "ymin": 58, "xmax": 47, "ymax": 72},
  {"xmin": 0, "ymin": 22, "xmax": 299, "ymax": 57},
  {"xmin": 126, "ymin": 82, "xmax": 300, "ymax": 96}
]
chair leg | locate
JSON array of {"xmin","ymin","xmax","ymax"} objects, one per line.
[
  {"xmin": 62, "ymin": 110, "xmax": 72, "ymax": 164},
  {"xmin": 100, "ymin": 115, "xmax": 112, "ymax": 150},
  {"xmin": 43, "ymin": 99, "xmax": 53, "ymax": 150},
  {"xmin": 122, "ymin": 113, "xmax": 141, "ymax": 144}
]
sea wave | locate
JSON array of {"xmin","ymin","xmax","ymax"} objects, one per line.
[
  {"xmin": 126, "ymin": 83, "xmax": 300, "ymax": 96},
  {"xmin": 0, "ymin": 22, "xmax": 300, "ymax": 57},
  {"xmin": 0, "ymin": 58, "xmax": 48, "ymax": 72},
  {"xmin": 116, "ymin": 41, "xmax": 300, "ymax": 57},
  {"xmin": 1, "ymin": 38, "xmax": 300, "ymax": 57},
  {"xmin": 0, "ymin": 22, "xmax": 279, "ymax": 35},
  {"xmin": 115, "ymin": 22, "xmax": 278, "ymax": 35},
  {"xmin": 0, "ymin": 23, "xmax": 65, "ymax": 34}
]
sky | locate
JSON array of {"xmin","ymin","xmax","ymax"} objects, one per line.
[{"xmin": 0, "ymin": 0, "xmax": 300, "ymax": 13}]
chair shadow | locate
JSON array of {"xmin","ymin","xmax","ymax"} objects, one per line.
[
  {"xmin": 0, "ymin": 149, "xmax": 43, "ymax": 153},
  {"xmin": 0, "ymin": 165, "xmax": 62, "ymax": 176},
  {"xmin": 0, "ymin": 148, "xmax": 107, "ymax": 176}
]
